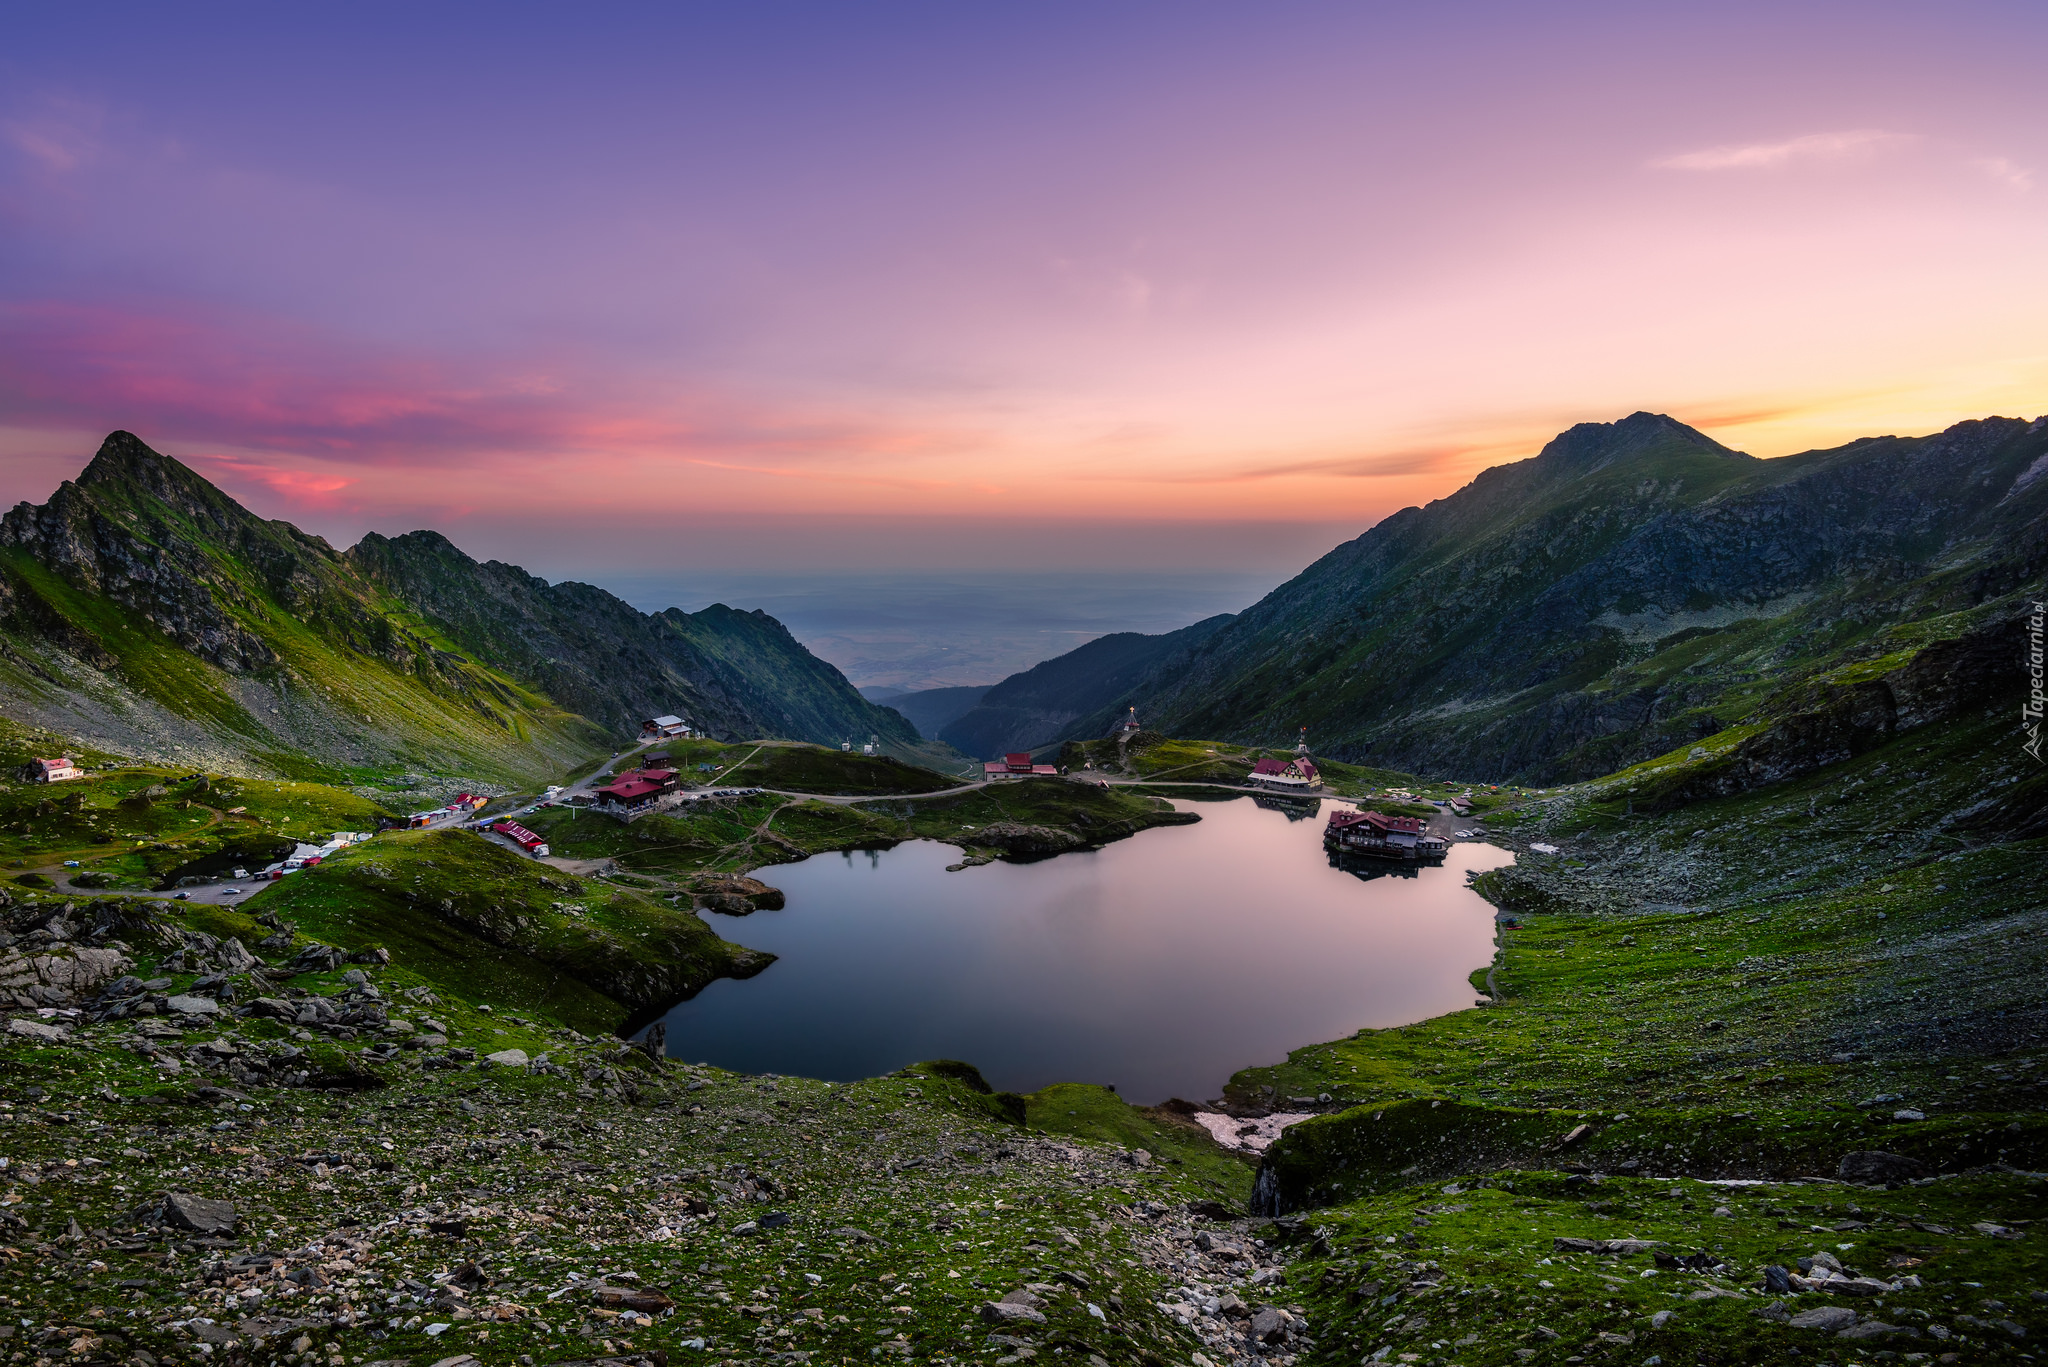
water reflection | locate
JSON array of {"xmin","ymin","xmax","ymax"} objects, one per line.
[
  {"xmin": 654, "ymin": 796, "xmax": 1513, "ymax": 1104},
  {"xmin": 1250, "ymin": 793, "xmax": 1322, "ymax": 821}
]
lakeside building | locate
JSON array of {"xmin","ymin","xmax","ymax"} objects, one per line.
[
  {"xmin": 24, "ymin": 757, "xmax": 80, "ymax": 783},
  {"xmin": 984, "ymin": 752, "xmax": 1059, "ymax": 779},
  {"xmin": 1247, "ymin": 756, "xmax": 1320, "ymax": 791},
  {"xmin": 641, "ymin": 714, "xmax": 693, "ymax": 739},
  {"xmin": 1324, "ymin": 808, "xmax": 1449, "ymax": 862}
]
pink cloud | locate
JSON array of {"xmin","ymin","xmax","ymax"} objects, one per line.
[
  {"xmin": 1651, "ymin": 129, "xmax": 1913, "ymax": 172},
  {"xmin": 0, "ymin": 299, "xmax": 986, "ymax": 486},
  {"xmin": 188, "ymin": 454, "xmax": 354, "ymax": 506}
]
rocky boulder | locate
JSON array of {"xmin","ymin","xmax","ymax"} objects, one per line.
[
  {"xmin": 0, "ymin": 944, "xmax": 132, "ymax": 1009},
  {"xmin": 969, "ymin": 822, "xmax": 1087, "ymax": 857},
  {"xmin": 1837, "ymin": 1150, "xmax": 1930, "ymax": 1184},
  {"xmin": 692, "ymin": 875, "xmax": 785, "ymax": 915}
]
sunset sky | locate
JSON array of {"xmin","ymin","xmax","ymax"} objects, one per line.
[{"xmin": 2, "ymin": 1, "xmax": 2044, "ymax": 577}]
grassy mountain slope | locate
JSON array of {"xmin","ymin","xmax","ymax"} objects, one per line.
[
  {"xmin": 939, "ymin": 612, "xmax": 1234, "ymax": 758},
  {"xmin": 1102, "ymin": 412, "xmax": 2048, "ymax": 782},
  {"xmin": 0, "ymin": 432, "xmax": 917, "ymax": 781}
]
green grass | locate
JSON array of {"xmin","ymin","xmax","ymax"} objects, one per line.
[
  {"xmin": 1223, "ymin": 700, "xmax": 2043, "ymax": 1252},
  {"xmin": 1283, "ymin": 1166, "xmax": 2047, "ymax": 1366},
  {"xmin": 243, "ymin": 828, "xmax": 769, "ymax": 1033},
  {"xmin": 520, "ymin": 773, "xmax": 1196, "ymax": 882},
  {"xmin": 1025, "ymin": 1082, "xmax": 1254, "ymax": 1207},
  {"xmin": 0, "ymin": 765, "xmax": 395, "ymax": 883},
  {"xmin": 714, "ymin": 740, "xmax": 960, "ymax": 795},
  {"xmin": 1061, "ymin": 734, "xmax": 1423, "ymax": 798}
]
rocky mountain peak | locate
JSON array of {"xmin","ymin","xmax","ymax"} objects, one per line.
[
  {"xmin": 1531, "ymin": 411, "xmax": 1747, "ymax": 476},
  {"xmin": 69, "ymin": 430, "xmax": 295, "ymax": 550},
  {"xmin": 76, "ymin": 430, "xmax": 221, "ymax": 504}
]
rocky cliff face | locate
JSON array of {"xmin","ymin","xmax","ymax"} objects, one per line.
[
  {"xmin": 0, "ymin": 432, "xmax": 915, "ymax": 777},
  {"xmin": 1097, "ymin": 413, "xmax": 2048, "ymax": 781}
]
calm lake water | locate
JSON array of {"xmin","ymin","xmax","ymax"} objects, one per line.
[{"xmin": 653, "ymin": 796, "xmax": 1514, "ymax": 1104}]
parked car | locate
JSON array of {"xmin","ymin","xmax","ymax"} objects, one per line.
[
  {"xmin": 222, "ymin": 887, "xmax": 241, "ymax": 895},
  {"xmin": 173, "ymin": 891, "xmax": 190, "ymax": 900}
]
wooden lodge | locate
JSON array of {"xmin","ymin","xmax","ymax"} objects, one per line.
[
  {"xmin": 1324, "ymin": 808, "xmax": 1448, "ymax": 862},
  {"xmin": 1247, "ymin": 756, "xmax": 1320, "ymax": 791}
]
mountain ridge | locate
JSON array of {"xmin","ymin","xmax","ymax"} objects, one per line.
[
  {"xmin": 1016, "ymin": 411, "xmax": 2048, "ymax": 780},
  {"xmin": 0, "ymin": 431, "xmax": 918, "ymax": 780}
]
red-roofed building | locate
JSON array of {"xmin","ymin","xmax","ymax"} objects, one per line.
[
  {"xmin": 592, "ymin": 765, "xmax": 687, "ymax": 820},
  {"xmin": 24, "ymin": 757, "xmax": 80, "ymax": 783},
  {"xmin": 490, "ymin": 819, "xmax": 551, "ymax": 857},
  {"xmin": 596, "ymin": 776, "xmax": 664, "ymax": 806},
  {"xmin": 983, "ymin": 752, "xmax": 1059, "ymax": 779},
  {"xmin": 1248, "ymin": 756, "xmax": 1320, "ymax": 790},
  {"xmin": 1324, "ymin": 808, "xmax": 1447, "ymax": 862}
]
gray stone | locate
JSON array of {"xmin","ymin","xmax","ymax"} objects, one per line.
[
  {"xmin": 164, "ymin": 994, "xmax": 220, "ymax": 1016},
  {"xmin": 1787, "ymin": 1306, "xmax": 1858, "ymax": 1331},
  {"xmin": 483, "ymin": 1048, "xmax": 528, "ymax": 1067},
  {"xmin": 162, "ymin": 1192, "xmax": 238, "ymax": 1234},
  {"xmin": 1249, "ymin": 1308, "xmax": 1290, "ymax": 1343},
  {"xmin": 1837, "ymin": 1321, "xmax": 1907, "ymax": 1341},
  {"xmin": 1837, "ymin": 1151, "xmax": 1929, "ymax": 1184},
  {"xmin": 5, "ymin": 1017, "xmax": 69, "ymax": 1042},
  {"xmin": 980, "ymin": 1301, "xmax": 1046, "ymax": 1326},
  {"xmin": 1555, "ymin": 1237, "xmax": 1663, "ymax": 1255}
]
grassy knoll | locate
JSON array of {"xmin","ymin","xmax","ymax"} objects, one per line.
[
  {"xmin": 0, "ymin": 766, "xmax": 395, "ymax": 886},
  {"xmin": 716, "ymin": 740, "xmax": 962, "ymax": 795},
  {"xmin": 245, "ymin": 828, "xmax": 771, "ymax": 1033},
  {"xmin": 627, "ymin": 737, "xmax": 961, "ymax": 795},
  {"xmin": 1062, "ymin": 732, "xmax": 1472, "ymax": 801},
  {"xmin": 874, "ymin": 778, "xmax": 1200, "ymax": 856},
  {"xmin": 520, "ymin": 772, "xmax": 1197, "ymax": 884}
]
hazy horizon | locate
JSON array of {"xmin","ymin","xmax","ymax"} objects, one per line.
[{"xmin": 602, "ymin": 569, "xmax": 1280, "ymax": 691}]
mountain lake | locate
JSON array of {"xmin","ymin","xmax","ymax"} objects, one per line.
[{"xmin": 651, "ymin": 794, "xmax": 1515, "ymax": 1104}]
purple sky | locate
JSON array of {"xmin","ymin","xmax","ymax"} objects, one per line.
[{"xmin": 3, "ymin": 2, "xmax": 2044, "ymax": 578}]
